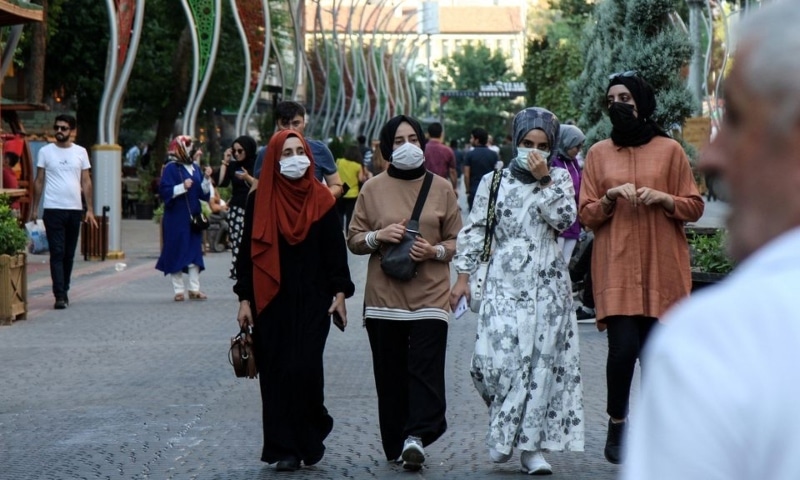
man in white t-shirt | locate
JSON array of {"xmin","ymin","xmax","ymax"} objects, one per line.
[
  {"xmin": 622, "ymin": 3, "xmax": 800, "ymax": 479},
  {"xmin": 30, "ymin": 114, "xmax": 98, "ymax": 310}
]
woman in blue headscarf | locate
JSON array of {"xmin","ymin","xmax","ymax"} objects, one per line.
[{"xmin": 451, "ymin": 107, "xmax": 585, "ymax": 475}]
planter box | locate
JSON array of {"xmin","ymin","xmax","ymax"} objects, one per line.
[
  {"xmin": 0, "ymin": 252, "xmax": 27, "ymax": 325},
  {"xmin": 691, "ymin": 271, "xmax": 727, "ymax": 293}
]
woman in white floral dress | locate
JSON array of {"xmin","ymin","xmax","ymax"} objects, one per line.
[{"xmin": 451, "ymin": 107, "xmax": 584, "ymax": 475}]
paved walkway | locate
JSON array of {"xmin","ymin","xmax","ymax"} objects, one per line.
[{"xmin": 0, "ymin": 199, "xmax": 728, "ymax": 480}]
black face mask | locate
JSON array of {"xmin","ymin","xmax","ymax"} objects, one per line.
[
  {"xmin": 608, "ymin": 103, "xmax": 640, "ymax": 133},
  {"xmin": 608, "ymin": 102, "xmax": 661, "ymax": 147}
]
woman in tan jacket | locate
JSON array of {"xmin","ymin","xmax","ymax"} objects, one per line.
[
  {"xmin": 347, "ymin": 115, "xmax": 462, "ymax": 471},
  {"xmin": 579, "ymin": 72, "xmax": 704, "ymax": 464}
]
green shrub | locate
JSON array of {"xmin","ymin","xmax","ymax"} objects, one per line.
[
  {"xmin": 688, "ymin": 229, "xmax": 734, "ymax": 274},
  {"xmin": 0, "ymin": 196, "xmax": 27, "ymax": 256}
]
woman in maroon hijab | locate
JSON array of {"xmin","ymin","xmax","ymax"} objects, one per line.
[{"xmin": 233, "ymin": 129, "xmax": 354, "ymax": 472}]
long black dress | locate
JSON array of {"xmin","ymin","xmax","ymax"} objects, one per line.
[{"xmin": 234, "ymin": 192, "xmax": 355, "ymax": 465}]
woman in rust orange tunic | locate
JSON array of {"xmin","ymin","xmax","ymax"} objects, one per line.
[{"xmin": 578, "ymin": 72, "xmax": 704, "ymax": 464}]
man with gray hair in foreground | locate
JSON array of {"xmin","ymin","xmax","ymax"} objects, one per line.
[{"xmin": 622, "ymin": 2, "xmax": 800, "ymax": 479}]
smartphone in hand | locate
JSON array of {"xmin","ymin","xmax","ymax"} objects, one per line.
[
  {"xmin": 331, "ymin": 311, "xmax": 345, "ymax": 332},
  {"xmin": 454, "ymin": 295, "xmax": 468, "ymax": 319}
]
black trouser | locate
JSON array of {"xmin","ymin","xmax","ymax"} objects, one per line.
[
  {"xmin": 606, "ymin": 315, "xmax": 657, "ymax": 419},
  {"xmin": 336, "ymin": 197, "xmax": 356, "ymax": 232},
  {"xmin": 365, "ymin": 318, "xmax": 448, "ymax": 461},
  {"xmin": 42, "ymin": 209, "xmax": 83, "ymax": 300}
]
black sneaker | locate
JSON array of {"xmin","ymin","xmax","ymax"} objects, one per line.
[
  {"xmin": 576, "ymin": 307, "xmax": 595, "ymax": 321},
  {"xmin": 54, "ymin": 298, "xmax": 67, "ymax": 310}
]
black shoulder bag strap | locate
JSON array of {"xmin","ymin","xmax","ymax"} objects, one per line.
[
  {"xmin": 178, "ymin": 166, "xmax": 195, "ymax": 216},
  {"xmin": 479, "ymin": 170, "xmax": 503, "ymax": 263},
  {"xmin": 406, "ymin": 172, "xmax": 434, "ymax": 232}
]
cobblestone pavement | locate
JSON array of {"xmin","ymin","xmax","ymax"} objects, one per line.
[{"xmin": 0, "ymin": 199, "xmax": 726, "ymax": 480}]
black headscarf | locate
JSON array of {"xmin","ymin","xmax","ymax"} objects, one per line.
[
  {"xmin": 232, "ymin": 135, "xmax": 257, "ymax": 170},
  {"xmin": 231, "ymin": 135, "xmax": 258, "ymax": 160},
  {"xmin": 607, "ymin": 75, "xmax": 669, "ymax": 147},
  {"xmin": 378, "ymin": 114, "xmax": 427, "ymax": 180}
]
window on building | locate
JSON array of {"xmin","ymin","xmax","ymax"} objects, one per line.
[{"xmin": 511, "ymin": 38, "xmax": 519, "ymax": 60}]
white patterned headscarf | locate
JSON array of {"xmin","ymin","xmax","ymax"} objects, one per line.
[{"xmin": 511, "ymin": 107, "xmax": 560, "ymax": 162}]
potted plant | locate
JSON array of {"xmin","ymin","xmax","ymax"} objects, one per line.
[
  {"xmin": 687, "ymin": 227, "xmax": 735, "ymax": 292},
  {"xmin": 0, "ymin": 195, "xmax": 29, "ymax": 325}
]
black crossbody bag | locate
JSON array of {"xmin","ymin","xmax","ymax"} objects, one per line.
[{"xmin": 380, "ymin": 172, "xmax": 434, "ymax": 281}]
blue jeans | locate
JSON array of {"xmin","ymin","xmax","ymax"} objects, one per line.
[{"xmin": 42, "ymin": 209, "xmax": 83, "ymax": 299}]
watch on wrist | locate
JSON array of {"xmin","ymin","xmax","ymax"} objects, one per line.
[{"xmin": 538, "ymin": 174, "xmax": 551, "ymax": 185}]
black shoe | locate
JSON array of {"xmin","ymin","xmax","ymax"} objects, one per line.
[
  {"xmin": 604, "ymin": 419, "xmax": 625, "ymax": 464},
  {"xmin": 54, "ymin": 298, "xmax": 67, "ymax": 310},
  {"xmin": 275, "ymin": 456, "xmax": 300, "ymax": 472},
  {"xmin": 303, "ymin": 451, "xmax": 323, "ymax": 467},
  {"xmin": 576, "ymin": 307, "xmax": 595, "ymax": 321},
  {"xmin": 64, "ymin": 293, "xmax": 69, "ymax": 306}
]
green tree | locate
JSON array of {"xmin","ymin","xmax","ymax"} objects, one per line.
[
  {"xmin": 21, "ymin": 0, "xmax": 67, "ymax": 103},
  {"xmin": 523, "ymin": 0, "xmax": 594, "ymax": 122},
  {"xmin": 524, "ymin": 29, "xmax": 582, "ymax": 123},
  {"xmin": 571, "ymin": 0, "xmax": 696, "ymax": 149},
  {"xmin": 43, "ymin": 0, "xmax": 108, "ymax": 148},
  {"xmin": 124, "ymin": 1, "xmax": 250, "ymax": 165},
  {"xmin": 438, "ymin": 43, "xmax": 519, "ymax": 144}
]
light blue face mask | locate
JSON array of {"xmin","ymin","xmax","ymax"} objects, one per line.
[{"xmin": 514, "ymin": 148, "xmax": 550, "ymax": 170}]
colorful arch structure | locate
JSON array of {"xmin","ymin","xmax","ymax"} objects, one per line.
[
  {"xmin": 180, "ymin": 0, "xmax": 222, "ymax": 136},
  {"xmin": 231, "ymin": 0, "xmax": 271, "ymax": 135},
  {"xmin": 306, "ymin": 0, "xmax": 422, "ymax": 142}
]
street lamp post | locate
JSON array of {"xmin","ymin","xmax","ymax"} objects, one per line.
[
  {"xmin": 421, "ymin": 1, "xmax": 439, "ymax": 123},
  {"xmin": 426, "ymin": 33, "xmax": 432, "ymax": 119}
]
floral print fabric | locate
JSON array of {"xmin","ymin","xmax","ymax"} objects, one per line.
[
  {"xmin": 454, "ymin": 167, "xmax": 584, "ymax": 454},
  {"xmin": 227, "ymin": 205, "xmax": 245, "ymax": 279}
]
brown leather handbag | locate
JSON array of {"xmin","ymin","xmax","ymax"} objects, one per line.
[{"xmin": 229, "ymin": 326, "xmax": 257, "ymax": 379}]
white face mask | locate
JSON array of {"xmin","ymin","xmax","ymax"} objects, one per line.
[
  {"xmin": 279, "ymin": 155, "xmax": 311, "ymax": 179},
  {"xmin": 391, "ymin": 142, "xmax": 425, "ymax": 170},
  {"xmin": 515, "ymin": 147, "xmax": 533, "ymax": 170},
  {"xmin": 514, "ymin": 148, "xmax": 549, "ymax": 170}
]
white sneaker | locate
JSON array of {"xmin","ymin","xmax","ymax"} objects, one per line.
[
  {"xmin": 489, "ymin": 446, "xmax": 512, "ymax": 463},
  {"xmin": 401, "ymin": 436, "xmax": 425, "ymax": 471},
  {"xmin": 520, "ymin": 450, "xmax": 552, "ymax": 475}
]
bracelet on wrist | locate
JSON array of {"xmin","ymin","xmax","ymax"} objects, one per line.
[{"xmin": 366, "ymin": 231, "xmax": 381, "ymax": 250}]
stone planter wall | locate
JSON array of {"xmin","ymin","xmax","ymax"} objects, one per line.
[
  {"xmin": 691, "ymin": 271, "xmax": 727, "ymax": 293},
  {"xmin": 0, "ymin": 252, "xmax": 27, "ymax": 325}
]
